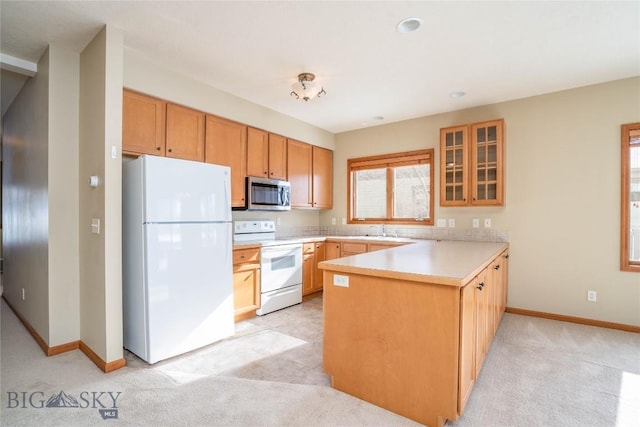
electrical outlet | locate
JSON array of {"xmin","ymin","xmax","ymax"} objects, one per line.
[
  {"xmin": 334, "ymin": 275, "xmax": 349, "ymax": 288},
  {"xmin": 448, "ymin": 219, "xmax": 456, "ymax": 228},
  {"xmin": 341, "ymin": 218, "xmax": 346, "ymax": 225},
  {"xmin": 484, "ymin": 218, "xmax": 492, "ymax": 228},
  {"xmin": 331, "ymin": 217, "xmax": 337, "ymax": 225},
  {"xmin": 587, "ymin": 290, "xmax": 597, "ymax": 302},
  {"xmin": 436, "ymin": 219, "xmax": 447, "ymax": 228},
  {"xmin": 21, "ymin": 288, "xmax": 25, "ymax": 301},
  {"xmin": 276, "ymin": 217, "xmax": 281, "ymax": 226},
  {"xmin": 472, "ymin": 219, "xmax": 480, "ymax": 228}
]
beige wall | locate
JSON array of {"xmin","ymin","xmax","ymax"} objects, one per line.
[
  {"xmin": 1, "ymin": 45, "xmax": 82, "ymax": 346},
  {"xmin": 78, "ymin": 26, "xmax": 124, "ymax": 363},
  {"xmin": 1, "ymin": 47, "xmax": 51, "ymax": 341},
  {"xmin": 47, "ymin": 45, "xmax": 80, "ymax": 345},
  {"xmin": 123, "ymin": 51, "xmax": 335, "ymax": 151},
  {"xmin": 327, "ymin": 77, "xmax": 640, "ymax": 326}
]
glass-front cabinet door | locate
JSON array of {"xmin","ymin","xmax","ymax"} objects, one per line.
[
  {"xmin": 439, "ymin": 119, "xmax": 505, "ymax": 207},
  {"xmin": 440, "ymin": 125, "xmax": 469, "ymax": 206},
  {"xmin": 471, "ymin": 120, "xmax": 504, "ymax": 205}
]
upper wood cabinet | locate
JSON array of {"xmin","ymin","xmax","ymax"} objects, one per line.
[
  {"xmin": 165, "ymin": 103, "xmax": 205, "ymax": 162},
  {"xmin": 122, "ymin": 90, "xmax": 166, "ymax": 156},
  {"xmin": 205, "ymin": 115, "xmax": 247, "ymax": 208},
  {"xmin": 247, "ymin": 128, "xmax": 287, "ymax": 180},
  {"xmin": 312, "ymin": 146, "xmax": 333, "ymax": 209},
  {"xmin": 287, "ymin": 139, "xmax": 313, "ymax": 207},
  {"xmin": 286, "ymin": 140, "xmax": 333, "ymax": 209},
  {"xmin": 440, "ymin": 119, "xmax": 504, "ymax": 206}
]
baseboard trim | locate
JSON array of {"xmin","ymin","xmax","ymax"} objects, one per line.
[
  {"xmin": 79, "ymin": 341, "xmax": 127, "ymax": 373},
  {"xmin": 505, "ymin": 307, "xmax": 640, "ymax": 333},
  {"xmin": 2, "ymin": 295, "xmax": 127, "ymax": 372}
]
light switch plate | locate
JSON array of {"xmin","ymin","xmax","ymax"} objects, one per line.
[
  {"xmin": 484, "ymin": 218, "xmax": 492, "ymax": 228},
  {"xmin": 436, "ymin": 219, "xmax": 446, "ymax": 228},
  {"xmin": 473, "ymin": 219, "xmax": 480, "ymax": 228},
  {"xmin": 448, "ymin": 219, "xmax": 456, "ymax": 228},
  {"xmin": 91, "ymin": 218, "xmax": 101, "ymax": 234}
]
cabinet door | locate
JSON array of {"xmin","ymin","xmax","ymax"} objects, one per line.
[
  {"xmin": 287, "ymin": 139, "xmax": 313, "ymax": 208},
  {"xmin": 246, "ymin": 127, "xmax": 269, "ymax": 177},
  {"xmin": 205, "ymin": 115, "xmax": 247, "ymax": 208},
  {"xmin": 302, "ymin": 252, "xmax": 315, "ymax": 296},
  {"xmin": 341, "ymin": 242, "xmax": 367, "ymax": 257},
  {"xmin": 471, "ymin": 119, "xmax": 504, "ymax": 206},
  {"xmin": 312, "ymin": 146, "xmax": 333, "ymax": 209},
  {"xmin": 440, "ymin": 125, "xmax": 469, "ymax": 206},
  {"xmin": 458, "ymin": 279, "xmax": 476, "ymax": 415},
  {"xmin": 268, "ymin": 133, "xmax": 287, "ymax": 180},
  {"xmin": 233, "ymin": 263, "xmax": 261, "ymax": 319},
  {"xmin": 325, "ymin": 242, "xmax": 341, "ymax": 260},
  {"xmin": 166, "ymin": 103, "xmax": 205, "ymax": 162},
  {"xmin": 474, "ymin": 269, "xmax": 489, "ymax": 375},
  {"xmin": 122, "ymin": 90, "xmax": 166, "ymax": 155},
  {"xmin": 312, "ymin": 242, "xmax": 326, "ymax": 291}
]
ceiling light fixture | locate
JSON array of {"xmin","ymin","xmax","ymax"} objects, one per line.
[
  {"xmin": 397, "ymin": 17, "xmax": 423, "ymax": 33},
  {"xmin": 290, "ymin": 73, "xmax": 326, "ymax": 101}
]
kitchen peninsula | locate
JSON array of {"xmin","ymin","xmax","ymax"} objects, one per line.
[{"xmin": 319, "ymin": 240, "xmax": 509, "ymax": 427}]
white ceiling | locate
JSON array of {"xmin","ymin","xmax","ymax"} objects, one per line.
[{"xmin": 1, "ymin": 1, "xmax": 639, "ymax": 133}]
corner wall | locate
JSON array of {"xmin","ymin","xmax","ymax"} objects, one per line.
[
  {"xmin": 329, "ymin": 77, "xmax": 640, "ymax": 327},
  {"xmin": 78, "ymin": 26, "xmax": 124, "ymax": 364}
]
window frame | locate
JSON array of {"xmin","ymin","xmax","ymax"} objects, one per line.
[
  {"xmin": 621, "ymin": 122, "xmax": 640, "ymax": 272},
  {"xmin": 347, "ymin": 149, "xmax": 434, "ymax": 226}
]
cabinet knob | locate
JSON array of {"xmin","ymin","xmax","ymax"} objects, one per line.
[
  {"xmin": 240, "ymin": 255, "xmax": 245, "ymax": 259},
  {"xmin": 477, "ymin": 282, "xmax": 485, "ymax": 290},
  {"xmin": 504, "ymin": 254, "xmax": 509, "ymax": 259},
  {"xmin": 156, "ymin": 147, "xmax": 161, "ymax": 151},
  {"xmin": 494, "ymin": 264, "xmax": 500, "ymax": 270},
  {"xmin": 168, "ymin": 148, "xmax": 173, "ymax": 153}
]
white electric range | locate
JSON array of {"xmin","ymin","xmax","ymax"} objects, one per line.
[{"xmin": 233, "ymin": 220, "xmax": 303, "ymax": 315}]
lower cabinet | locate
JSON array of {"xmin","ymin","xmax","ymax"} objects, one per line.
[
  {"xmin": 302, "ymin": 242, "xmax": 326, "ymax": 296},
  {"xmin": 458, "ymin": 249, "xmax": 509, "ymax": 413},
  {"xmin": 232, "ymin": 247, "xmax": 261, "ymax": 321}
]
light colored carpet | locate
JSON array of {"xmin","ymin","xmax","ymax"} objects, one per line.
[{"xmin": 1, "ymin": 295, "xmax": 639, "ymax": 427}]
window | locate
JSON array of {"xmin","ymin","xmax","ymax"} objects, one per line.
[
  {"xmin": 621, "ymin": 122, "xmax": 640, "ymax": 272},
  {"xmin": 348, "ymin": 149, "xmax": 434, "ymax": 225}
]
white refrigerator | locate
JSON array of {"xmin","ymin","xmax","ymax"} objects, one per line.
[{"xmin": 123, "ymin": 155, "xmax": 234, "ymax": 364}]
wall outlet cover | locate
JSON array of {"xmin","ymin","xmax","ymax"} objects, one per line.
[{"xmin": 436, "ymin": 219, "xmax": 447, "ymax": 228}]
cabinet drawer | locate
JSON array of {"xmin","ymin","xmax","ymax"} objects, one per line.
[
  {"xmin": 341, "ymin": 242, "xmax": 367, "ymax": 255},
  {"xmin": 303, "ymin": 243, "xmax": 315, "ymax": 254},
  {"xmin": 233, "ymin": 247, "xmax": 260, "ymax": 265}
]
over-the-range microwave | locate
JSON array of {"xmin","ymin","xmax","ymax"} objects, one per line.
[{"xmin": 236, "ymin": 176, "xmax": 291, "ymax": 211}]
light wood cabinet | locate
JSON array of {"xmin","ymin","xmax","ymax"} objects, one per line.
[
  {"xmin": 166, "ymin": 103, "xmax": 205, "ymax": 162},
  {"xmin": 440, "ymin": 119, "xmax": 504, "ymax": 206},
  {"xmin": 312, "ymin": 242, "xmax": 326, "ymax": 291},
  {"xmin": 286, "ymin": 140, "xmax": 333, "ymax": 209},
  {"xmin": 325, "ymin": 242, "xmax": 341, "ymax": 260},
  {"xmin": 341, "ymin": 242, "xmax": 368, "ymax": 257},
  {"xmin": 459, "ymin": 249, "xmax": 509, "ymax": 414},
  {"xmin": 323, "ymin": 247, "xmax": 508, "ymax": 426},
  {"xmin": 312, "ymin": 146, "xmax": 333, "ymax": 209},
  {"xmin": 205, "ymin": 115, "xmax": 247, "ymax": 208},
  {"xmin": 122, "ymin": 90, "xmax": 166, "ymax": 156},
  {"xmin": 232, "ymin": 247, "xmax": 261, "ymax": 321},
  {"xmin": 302, "ymin": 242, "xmax": 326, "ymax": 296},
  {"xmin": 247, "ymin": 128, "xmax": 287, "ymax": 180},
  {"xmin": 287, "ymin": 139, "xmax": 313, "ymax": 207}
]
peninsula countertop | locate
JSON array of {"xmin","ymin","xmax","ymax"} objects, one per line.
[{"xmin": 319, "ymin": 239, "xmax": 508, "ymax": 287}]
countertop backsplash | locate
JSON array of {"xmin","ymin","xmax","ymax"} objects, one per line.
[{"xmin": 275, "ymin": 225, "xmax": 509, "ymax": 243}]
